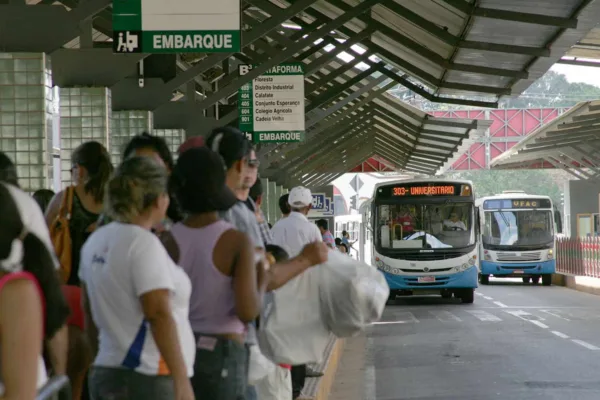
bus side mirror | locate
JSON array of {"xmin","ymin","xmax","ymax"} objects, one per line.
[
  {"xmin": 475, "ymin": 209, "xmax": 481, "ymax": 235},
  {"xmin": 554, "ymin": 210, "xmax": 563, "ymax": 234}
]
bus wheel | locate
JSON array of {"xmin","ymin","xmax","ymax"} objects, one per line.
[
  {"xmin": 531, "ymin": 276, "xmax": 540, "ymax": 284},
  {"xmin": 441, "ymin": 290, "xmax": 452, "ymax": 299},
  {"xmin": 522, "ymin": 277, "xmax": 531, "ymax": 284},
  {"xmin": 459, "ymin": 289, "xmax": 474, "ymax": 304},
  {"xmin": 479, "ymin": 274, "xmax": 490, "ymax": 285},
  {"xmin": 386, "ymin": 291, "xmax": 397, "ymax": 305},
  {"xmin": 542, "ymin": 274, "xmax": 552, "ymax": 286}
]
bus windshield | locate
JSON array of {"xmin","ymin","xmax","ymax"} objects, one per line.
[
  {"xmin": 483, "ymin": 210, "xmax": 554, "ymax": 249},
  {"xmin": 376, "ymin": 203, "xmax": 475, "ymax": 250}
]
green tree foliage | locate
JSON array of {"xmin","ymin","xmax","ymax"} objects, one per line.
[
  {"xmin": 388, "ymin": 70, "xmax": 600, "ymax": 111},
  {"xmin": 446, "ymin": 170, "xmax": 562, "ymax": 206}
]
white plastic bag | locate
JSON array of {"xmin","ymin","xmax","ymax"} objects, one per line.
[
  {"xmin": 318, "ymin": 251, "xmax": 389, "ymax": 337},
  {"xmin": 257, "ymin": 269, "xmax": 331, "ymax": 365},
  {"xmin": 247, "ymin": 344, "xmax": 276, "ymax": 385}
]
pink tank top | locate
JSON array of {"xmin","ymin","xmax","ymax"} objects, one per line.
[{"xmin": 170, "ymin": 220, "xmax": 245, "ymax": 335}]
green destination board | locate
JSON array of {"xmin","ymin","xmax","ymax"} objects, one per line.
[
  {"xmin": 113, "ymin": 0, "xmax": 241, "ymax": 53},
  {"xmin": 238, "ymin": 63, "xmax": 306, "ymax": 143}
]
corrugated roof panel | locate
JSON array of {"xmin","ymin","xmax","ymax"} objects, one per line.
[
  {"xmin": 443, "ymin": 70, "xmax": 514, "ymax": 89},
  {"xmin": 452, "ymin": 48, "xmax": 531, "ymax": 70},
  {"xmin": 478, "ymin": 0, "xmax": 581, "ymax": 17},
  {"xmin": 467, "ymin": 19, "xmax": 559, "ymax": 48}
]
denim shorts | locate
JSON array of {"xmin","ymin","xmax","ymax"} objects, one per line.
[
  {"xmin": 192, "ymin": 333, "xmax": 248, "ymax": 400},
  {"xmin": 88, "ymin": 366, "xmax": 174, "ymax": 400}
]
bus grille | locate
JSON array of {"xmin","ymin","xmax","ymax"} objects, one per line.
[
  {"xmin": 496, "ymin": 252, "xmax": 542, "ymax": 262},
  {"xmin": 400, "ymin": 267, "xmax": 454, "ymax": 273},
  {"xmin": 393, "ymin": 253, "xmax": 459, "ymax": 261}
]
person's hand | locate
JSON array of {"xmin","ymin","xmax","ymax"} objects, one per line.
[
  {"xmin": 300, "ymin": 242, "xmax": 329, "ymax": 267},
  {"xmin": 174, "ymin": 377, "xmax": 195, "ymax": 400}
]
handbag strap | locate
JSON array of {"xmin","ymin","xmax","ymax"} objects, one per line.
[{"xmin": 58, "ymin": 186, "xmax": 74, "ymax": 220}]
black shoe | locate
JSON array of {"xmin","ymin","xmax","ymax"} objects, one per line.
[{"xmin": 305, "ymin": 367, "xmax": 324, "ymax": 377}]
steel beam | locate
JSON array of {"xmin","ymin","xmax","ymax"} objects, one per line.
[
  {"xmin": 192, "ymin": 0, "xmax": 381, "ymax": 113},
  {"xmin": 0, "ymin": 0, "xmax": 110, "ymax": 52}
]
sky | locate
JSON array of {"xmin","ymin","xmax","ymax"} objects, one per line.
[{"xmin": 551, "ymin": 63, "xmax": 600, "ymax": 87}]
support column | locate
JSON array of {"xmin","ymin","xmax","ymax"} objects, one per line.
[
  {"xmin": 268, "ymin": 181, "xmax": 277, "ymax": 224},
  {"xmin": 0, "ymin": 52, "xmax": 56, "ymax": 192},
  {"xmin": 260, "ymin": 178, "xmax": 270, "ymax": 223},
  {"xmin": 59, "ymin": 87, "xmax": 111, "ymax": 188},
  {"xmin": 111, "ymin": 110, "xmax": 153, "ymax": 164}
]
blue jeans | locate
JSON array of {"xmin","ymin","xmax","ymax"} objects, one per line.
[
  {"xmin": 246, "ymin": 385, "xmax": 257, "ymax": 400},
  {"xmin": 88, "ymin": 366, "xmax": 174, "ymax": 400},
  {"xmin": 192, "ymin": 333, "xmax": 248, "ymax": 400}
]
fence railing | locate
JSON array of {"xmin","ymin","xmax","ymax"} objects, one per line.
[{"xmin": 557, "ymin": 237, "xmax": 600, "ymax": 278}]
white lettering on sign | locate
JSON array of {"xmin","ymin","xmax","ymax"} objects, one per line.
[
  {"xmin": 258, "ymin": 132, "xmax": 302, "ymax": 141},
  {"xmin": 153, "ymin": 34, "xmax": 233, "ymax": 50},
  {"xmin": 265, "ymin": 65, "xmax": 303, "ymax": 74}
]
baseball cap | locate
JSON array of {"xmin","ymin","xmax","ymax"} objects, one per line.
[
  {"xmin": 205, "ymin": 126, "xmax": 252, "ymax": 169},
  {"xmin": 177, "ymin": 136, "xmax": 205, "ymax": 154},
  {"xmin": 288, "ymin": 186, "xmax": 313, "ymax": 208},
  {"xmin": 170, "ymin": 147, "xmax": 238, "ymax": 213}
]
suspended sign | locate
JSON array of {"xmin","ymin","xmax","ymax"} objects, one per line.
[
  {"xmin": 113, "ymin": 0, "xmax": 241, "ymax": 53},
  {"xmin": 238, "ymin": 63, "xmax": 305, "ymax": 143}
]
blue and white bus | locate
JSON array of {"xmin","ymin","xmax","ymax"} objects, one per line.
[
  {"xmin": 476, "ymin": 191, "xmax": 562, "ymax": 286},
  {"xmin": 364, "ymin": 179, "xmax": 479, "ymax": 304}
]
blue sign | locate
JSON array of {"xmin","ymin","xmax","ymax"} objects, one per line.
[
  {"xmin": 312, "ymin": 193, "xmax": 326, "ymax": 211},
  {"xmin": 324, "ymin": 197, "xmax": 334, "ymax": 216}
]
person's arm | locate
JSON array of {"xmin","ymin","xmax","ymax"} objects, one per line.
[
  {"xmin": 267, "ymin": 242, "xmax": 328, "ymax": 291},
  {"xmin": 45, "ymin": 324, "xmax": 68, "ymax": 376},
  {"xmin": 229, "ymin": 231, "xmax": 268, "ymax": 322},
  {"xmin": 81, "ymin": 284, "xmax": 99, "ymax": 358},
  {"xmin": 131, "ymin": 235, "xmax": 193, "ymax": 400},
  {"xmin": 140, "ymin": 290, "xmax": 191, "ymax": 393},
  {"xmin": 0, "ymin": 278, "xmax": 43, "ymax": 400}
]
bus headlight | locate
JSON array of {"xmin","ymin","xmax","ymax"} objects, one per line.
[
  {"xmin": 547, "ymin": 249, "xmax": 554, "ymax": 260},
  {"xmin": 484, "ymin": 254, "xmax": 492, "ymax": 261},
  {"xmin": 376, "ymin": 260, "xmax": 384, "ymax": 268},
  {"xmin": 455, "ymin": 263, "xmax": 470, "ymax": 272},
  {"xmin": 468, "ymin": 257, "xmax": 476, "ymax": 266}
]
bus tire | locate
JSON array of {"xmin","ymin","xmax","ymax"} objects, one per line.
[
  {"xmin": 459, "ymin": 289, "xmax": 474, "ymax": 304},
  {"xmin": 479, "ymin": 274, "xmax": 490, "ymax": 285},
  {"xmin": 522, "ymin": 277, "xmax": 531, "ymax": 284},
  {"xmin": 441, "ymin": 290, "xmax": 452, "ymax": 299},
  {"xmin": 532, "ymin": 276, "xmax": 540, "ymax": 284},
  {"xmin": 542, "ymin": 274, "xmax": 552, "ymax": 286}
]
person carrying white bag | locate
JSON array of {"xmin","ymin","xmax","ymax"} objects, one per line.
[{"xmin": 319, "ymin": 251, "xmax": 390, "ymax": 337}]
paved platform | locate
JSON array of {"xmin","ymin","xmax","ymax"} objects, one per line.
[{"xmin": 331, "ymin": 278, "xmax": 600, "ymax": 399}]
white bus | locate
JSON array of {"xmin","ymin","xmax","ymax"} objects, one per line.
[
  {"xmin": 363, "ymin": 179, "xmax": 479, "ymax": 303},
  {"xmin": 476, "ymin": 191, "xmax": 562, "ymax": 286}
]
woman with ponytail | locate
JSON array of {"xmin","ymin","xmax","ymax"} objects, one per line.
[{"xmin": 0, "ymin": 182, "xmax": 70, "ymax": 399}]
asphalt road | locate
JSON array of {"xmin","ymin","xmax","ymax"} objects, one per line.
[{"xmin": 365, "ymin": 279, "xmax": 600, "ymax": 400}]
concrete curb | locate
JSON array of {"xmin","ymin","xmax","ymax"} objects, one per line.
[
  {"xmin": 554, "ymin": 273, "xmax": 600, "ymax": 296},
  {"xmin": 298, "ymin": 338, "xmax": 346, "ymax": 400}
]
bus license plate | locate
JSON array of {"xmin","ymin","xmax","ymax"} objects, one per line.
[
  {"xmin": 418, "ymin": 276, "xmax": 435, "ymax": 283},
  {"xmin": 514, "ymin": 270, "xmax": 524, "ymax": 274}
]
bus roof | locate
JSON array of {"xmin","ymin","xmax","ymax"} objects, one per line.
[{"xmin": 475, "ymin": 193, "xmax": 553, "ymax": 207}]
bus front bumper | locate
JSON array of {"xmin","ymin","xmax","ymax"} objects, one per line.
[
  {"xmin": 383, "ymin": 267, "xmax": 478, "ymax": 290},
  {"xmin": 480, "ymin": 259, "xmax": 556, "ymax": 276}
]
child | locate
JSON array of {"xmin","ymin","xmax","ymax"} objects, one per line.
[{"xmin": 256, "ymin": 244, "xmax": 294, "ymax": 400}]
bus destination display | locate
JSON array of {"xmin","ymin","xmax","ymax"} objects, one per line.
[
  {"xmin": 379, "ymin": 183, "xmax": 472, "ymax": 197},
  {"xmin": 483, "ymin": 198, "xmax": 552, "ymax": 210}
]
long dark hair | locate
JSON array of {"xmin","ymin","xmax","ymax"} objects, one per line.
[
  {"xmin": 123, "ymin": 133, "xmax": 182, "ymax": 222},
  {"xmin": 0, "ymin": 184, "xmax": 70, "ymax": 338},
  {"xmin": 71, "ymin": 141, "xmax": 113, "ymax": 203},
  {"xmin": 0, "ymin": 152, "xmax": 18, "ymax": 188}
]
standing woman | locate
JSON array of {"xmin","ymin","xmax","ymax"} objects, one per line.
[
  {"xmin": 0, "ymin": 182, "xmax": 71, "ymax": 399},
  {"xmin": 79, "ymin": 156, "xmax": 195, "ymax": 400}
]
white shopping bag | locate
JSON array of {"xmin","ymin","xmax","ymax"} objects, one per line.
[
  {"xmin": 257, "ymin": 268, "xmax": 331, "ymax": 365},
  {"xmin": 318, "ymin": 251, "xmax": 389, "ymax": 337},
  {"xmin": 247, "ymin": 344, "xmax": 276, "ymax": 385}
]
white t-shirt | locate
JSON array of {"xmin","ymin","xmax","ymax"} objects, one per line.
[
  {"xmin": 3, "ymin": 183, "xmax": 59, "ymax": 269},
  {"xmin": 79, "ymin": 222, "xmax": 195, "ymax": 376},
  {"xmin": 270, "ymin": 212, "xmax": 322, "ymax": 258}
]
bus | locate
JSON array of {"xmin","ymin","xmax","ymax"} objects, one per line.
[
  {"xmin": 476, "ymin": 191, "xmax": 562, "ymax": 286},
  {"xmin": 364, "ymin": 179, "xmax": 479, "ymax": 304}
]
